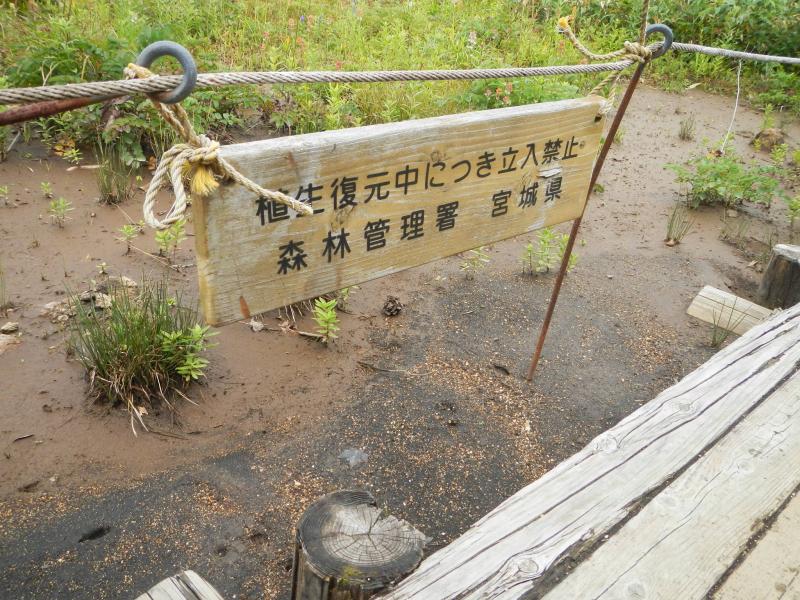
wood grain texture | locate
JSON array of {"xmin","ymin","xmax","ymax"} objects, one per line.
[
  {"xmin": 544, "ymin": 374, "xmax": 800, "ymax": 600},
  {"xmin": 759, "ymin": 244, "xmax": 800, "ymax": 309},
  {"xmin": 293, "ymin": 490, "xmax": 427, "ymax": 599},
  {"xmin": 715, "ymin": 493, "xmax": 800, "ymax": 600},
  {"xmin": 194, "ymin": 97, "xmax": 605, "ymax": 324},
  {"xmin": 382, "ymin": 303, "xmax": 800, "ymax": 600},
  {"xmin": 135, "ymin": 570, "xmax": 224, "ymax": 600},
  {"xmin": 687, "ymin": 285, "xmax": 776, "ymax": 335}
]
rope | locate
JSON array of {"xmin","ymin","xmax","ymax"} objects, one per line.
[{"xmin": 123, "ymin": 64, "xmax": 312, "ymax": 229}]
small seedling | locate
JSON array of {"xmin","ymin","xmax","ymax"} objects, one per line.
[
  {"xmin": 154, "ymin": 218, "xmax": 187, "ymax": 259},
  {"xmin": 613, "ymin": 127, "xmax": 625, "ymax": 144},
  {"xmin": 40, "ymin": 181, "xmax": 53, "ymax": 198},
  {"xmin": 522, "ymin": 228, "xmax": 577, "ymax": 275},
  {"xmin": 557, "ymin": 234, "xmax": 578, "ymax": 272},
  {"xmin": 0, "ymin": 185, "xmax": 8, "ymax": 205},
  {"xmin": 48, "ymin": 197, "xmax": 73, "ymax": 227},
  {"xmin": 665, "ymin": 201, "xmax": 694, "ymax": 245},
  {"xmin": 312, "ymin": 296, "xmax": 339, "ymax": 344},
  {"xmin": 117, "ymin": 223, "xmax": 142, "ymax": 254},
  {"xmin": 97, "ymin": 262, "xmax": 109, "ymax": 276},
  {"xmin": 461, "ymin": 246, "xmax": 490, "ymax": 280},
  {"xmin": 678, "ymin": 115, "xmax": 695, "ymax": 141},
  {"xmin": 335, "ymin": 286, "xmax": 358, "ymax": 311}
]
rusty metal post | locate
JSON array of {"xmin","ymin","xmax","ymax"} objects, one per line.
[
  {"xmin": 525, "ymin": 63, "xmax": 645, "ymax": 382},
  {"xmin": 526, "ymin": 24, "xmax": 673, "ymax": 381}
]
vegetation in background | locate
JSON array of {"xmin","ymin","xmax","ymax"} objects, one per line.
[
  {"xmin": 68, "ymin": 279, "xmax": 216, "ymax": 431},
  {"xmin": 0, "ymin": 0, "xmax": 796, "ymax": 161},
  {"xmin": 312, "ymin": 296, "xmax": 339, "ymax": 343}
]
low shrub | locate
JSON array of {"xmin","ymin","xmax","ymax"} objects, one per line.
[{"xmin": 667, "ymin": 149, "xmax": 788, "ymax": 209}]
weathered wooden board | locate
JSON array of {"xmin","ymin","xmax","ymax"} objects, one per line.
[
  {"xmin": 687, "ymin": 285, "xmax": 776, "ymax": 335},
  {"xmin": 544, "ymin": 374, "xmax": 800, "ymax": 599},
  {"xmin": 135, "ymin": 570, "xmax": 224, "ymax": 600},
  {"xmin": 194, "ymin": 97, "xmax": 605, "ymax": 325},
  {"xmin": 715, "ymin": 493, "xmax": 800, "ymax": 600},
  {"xmin": 381, "ymin": 302, "xmax": 800, "ymax": 599}
]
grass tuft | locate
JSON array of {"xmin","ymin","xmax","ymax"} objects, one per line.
[{"xmin": 68, "ymin": 278, "xmax": 215, "ymax": 433}]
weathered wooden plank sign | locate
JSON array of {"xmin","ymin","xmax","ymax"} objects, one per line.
[{"xmin": 193, "ymin": 96, "xmax": 605, "ymax": 325}]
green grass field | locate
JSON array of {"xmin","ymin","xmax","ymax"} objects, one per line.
[{"xmin": 0, "ymin": 0, "xmax": 797, "ymax": 157}]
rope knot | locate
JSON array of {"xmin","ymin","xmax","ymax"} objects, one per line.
[
  {"xmin": 622, "ymin": 41, "xmax": 652, "ymax": 63},
  {"xmin": 124, "ymin": 62, "xmax": 312, "ymax": 229}
]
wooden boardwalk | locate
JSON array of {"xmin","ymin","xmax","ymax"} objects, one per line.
[{"xmin": 384, "ymin": 302, "xmax": 800, "ymax": 599}]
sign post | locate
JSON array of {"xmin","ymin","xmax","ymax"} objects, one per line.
[{"xmin": 194, "ymin": 96, "xmax": 605, "ymax": 326}]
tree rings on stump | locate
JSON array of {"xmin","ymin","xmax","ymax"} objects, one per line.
[{"xmin": 292, "ymin": 490, "xmax": 428, "ymax": 600}]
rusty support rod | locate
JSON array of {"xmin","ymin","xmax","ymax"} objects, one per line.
[
  {"xmin": 526, "ymin": 61, "xmax": 646, "ymax": 382},
  {"xmin": 0, "ymin": 96, "xmax": 105, "ymax": 126}
]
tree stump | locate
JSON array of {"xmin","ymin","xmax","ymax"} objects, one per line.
[
  {"xmin": 759, "ymin": 244, "xmax": 800, "ymax": 309},
  {"xmin": 291, "ymin": 490, "xmax": 428, "ymax": 600}
]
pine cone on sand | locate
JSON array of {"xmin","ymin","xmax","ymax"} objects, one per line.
[{"xmin": 383, "ymin": 296, "xmax": 403, "ymax": 316}]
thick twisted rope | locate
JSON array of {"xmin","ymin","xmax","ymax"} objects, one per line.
[{"xmin": 124, "ymin": 64, "xmax": 312, "ymax": 229}]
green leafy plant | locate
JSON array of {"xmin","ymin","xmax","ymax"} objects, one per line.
[
  {"xmin": 461, "ymin": 246, "xmax": 490, "ymax": 280},
  {"xmin": 668, "ymin": 148, "xmax": 788, "ymax": 209},
  {"xmin": 312, "ymin": 296, "xmax": 339, "ymax": 344},
  {"xmin": 678, "ymin": 115, "xmax": 695, "ymax": 141},
  {"xmin": 61, "ymin": 147, "xmax": 83, "ymax": 165},
  {"xmin": 771, "ymin": 143, "xmax": 788, "ymax": 165},
  {"xmin": 0, "ymin": 185, "xmax": 8, "ymax": 204},
  {"xmin": 665, "ymin": 201, "xmax": 694, "ymax": 245},
  {"xmin": 48, "ymin": 197, "xmax": 73, "ymax": 227},
  {"xmin": 68, "ymin": 279, "xmax": 216, "ymax": 432},
  {"xmin": 96, "ymin": 141, "xmax": 136, "ymax": 204},
  {"xmin": 40, "ymin": 181, "xmax": 53, "ymax": 198},
  {"xmin": 154, "ymin": 218, "xmax": 187, "ymax": 259}
]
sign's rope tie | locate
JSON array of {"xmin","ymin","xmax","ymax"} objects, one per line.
[
  {"xmin": 124, "ymin": 64, "xmax": 313, "ymax": 229},
  {"xmin": 557, "ymin": 16, "xmax": 653, "ymax": 112}
]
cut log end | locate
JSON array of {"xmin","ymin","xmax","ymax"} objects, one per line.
[{"xmin": 293, "ymin": 490, "xmax": 427, "ymax": 599}]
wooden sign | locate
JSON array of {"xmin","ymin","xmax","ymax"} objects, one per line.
[{"xmin": 194, "ymin": 96, "xmax": 605, "ymax": 325}]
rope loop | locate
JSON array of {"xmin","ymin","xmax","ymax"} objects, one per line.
[{"xmin": 124, "ymin": 63, "xmax": 312, "ymax": 230}]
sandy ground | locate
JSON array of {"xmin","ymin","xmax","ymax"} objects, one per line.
[{"xmin": 0, "ymin": 84, "xmax": 798, "ymax": 599}]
